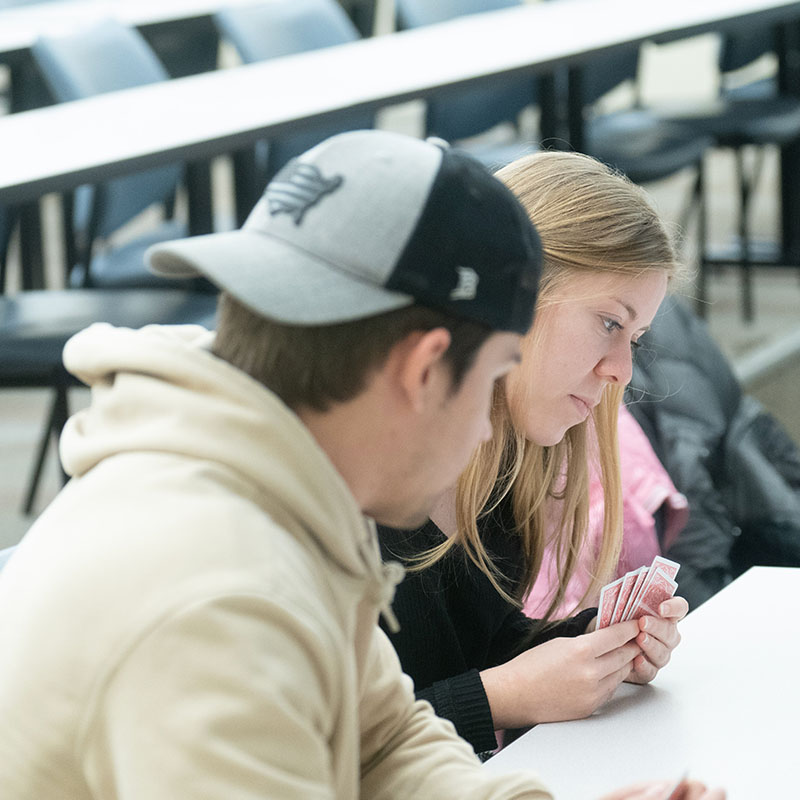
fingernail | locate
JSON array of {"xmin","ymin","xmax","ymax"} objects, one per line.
[{"xmin": 641, "ymin": 633, "xmax": 650, "ymax": 646}]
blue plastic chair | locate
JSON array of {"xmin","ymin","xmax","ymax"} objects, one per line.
[
  {"xmin": 394, "ymin": 0, "xmax": 539, "ymax": 170},
  {"xmin": 0, "ymin": 288, "xmax": 218, "ymax": 514},
  {"xmin": 395, "ymin": 0, "xmax": 710, "ymax": 186},
  {"xmin": 30, "ymin": 19, "xmax": 192, "ymax": 289},
  {"xmin": 214, "ymin": 0, "xmax": 375, "ymax": 222},
  {"xmin": 667, "ymin": 27, "xmax": 800, "ymax": 320},
  {"xmin": 216, "ymin": 0, "xmax": 360, "ymax": 62},
  {"xmin": 575, "ymin": 45, "xmax": 712, "ymax": 187},
  {"xmin": 533, "ymin": 4, "xmax": 711, "ymax": 285}
]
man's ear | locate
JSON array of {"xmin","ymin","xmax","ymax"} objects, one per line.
[{"xmin": 395, "ymin": 328, "xmax": 452, "ymax": 413}]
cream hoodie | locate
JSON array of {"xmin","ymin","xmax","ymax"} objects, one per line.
[{"xmin": 0, "ymin": 323, "xmax": 551, "ymax": 799}]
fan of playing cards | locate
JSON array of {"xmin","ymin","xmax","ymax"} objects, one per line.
[{"xmin": 596, "ymin": 556, "xmax": 680, "ymax": 628}]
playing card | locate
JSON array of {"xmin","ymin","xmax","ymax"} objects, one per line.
[
  {"xmin": 630, "ymin": 567, "xmax": 678, "ymax": 619},
  {"xmin": 627, "ymin": 555, "xmax": 681, "ymax": 619},
  {"xmin": 610, "ymin": 568, "xmax": 642, "ymax": 625},
  {"xmin": 650, "ymin": 555, "xmax": 680, "ymax": 581},
  {"xmin": 597, "ymin": 576, "xmax": 623, "ymax": 629},
  {"xmin": 595, "ymin": 556, "xmax": 682, "ymax": 629},
  {"xmin": 620, "ymin": 565, "xmax": 648, "ymax": 621}
]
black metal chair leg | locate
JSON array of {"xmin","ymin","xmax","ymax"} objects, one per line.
[
  {"xmin": 22, "ymin": 384, "xmax": 69, "ymax": 516},
  {"xmin": 52, "ymin": 384, "xmax": 70, "ymax": 486},
  {"xmin": 691, "ymin": 163, "xmax": 709, "ymax": 318},
  {"xmin": 737, "ymin": 148, "xmax": 755, "ymax": 322}
]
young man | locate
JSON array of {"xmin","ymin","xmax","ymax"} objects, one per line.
[
  {"xmin": 0, "ymin": 130, "xmax": 727, "ymax": 800},
  {"xmin": 0, "ymin": 130, "xmax": 549, "ymax": 798}
]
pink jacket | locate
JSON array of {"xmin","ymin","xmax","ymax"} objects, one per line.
[{"xmin": 524, "ymin": 404, "xmax": 688, "ymax": 618}]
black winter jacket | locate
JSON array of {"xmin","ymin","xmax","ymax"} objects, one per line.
[{"xmin": 627, "ymin": 297, "xmax": 800, "ymax": 609}]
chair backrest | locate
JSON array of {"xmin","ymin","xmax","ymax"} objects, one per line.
[
  {"xmin": 539, "ymin": 0, "xmax": 639, "ymax": 113},
  {"xmin": 30, "ymin": 20, "xmax": 182, "ymax": 245},
  {"xmin": 215, "ymin": 0, "xmax": 359, "ymax": 63},
  {"xmin": 215, "ymin": 0, "xmax": 372, "ymax": 177},
  {"xmin": 720, "ymin": 25, "xmax": 776, "ymax": 74},
  {"xmin": 579, "ymin": 46, "xmax": 641, "ymax": 107},
  {"xmin": 0, "ymin": 206, "xmax": 11, "ymax": 291},
  {"xmin": 396, "ymin": 0, "xmax": 516, "ymax": 27},
  {"xmin": 394, "ymin": 0, "xmax": 537, "ymax": 142},
  {"xmin": 139, "ymin": 18, "xmax": 220, "ymax": 78}
]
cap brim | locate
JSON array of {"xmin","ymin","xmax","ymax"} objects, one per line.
[{"xmin": 146, "ymin": 230, "xmax": 414, "ymax": 325}]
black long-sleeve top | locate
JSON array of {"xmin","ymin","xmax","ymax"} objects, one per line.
[{"xmin": 377, "ymin": 498, "xmax": 596, "ymax": 754}]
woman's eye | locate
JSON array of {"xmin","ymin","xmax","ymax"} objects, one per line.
[
  {"xmin": 631, "ymin": 338, "xmax": 642, "ymax": 353},
  {"xmin": 602, "ymin": 317, "xmax": 622, "ymax": 334}
]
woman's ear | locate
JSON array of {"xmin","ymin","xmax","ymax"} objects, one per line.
[{"xmin": 395, "ymin": 327, "xmax": 452, "ymax": 413}]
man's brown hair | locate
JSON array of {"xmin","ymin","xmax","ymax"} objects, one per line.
[{"xmin": 212, "ymin": 293, "xmax": 493, "ymax": 412}]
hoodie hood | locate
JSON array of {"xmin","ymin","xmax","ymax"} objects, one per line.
[{"xmin": 60, "ymin": 323, "xmax": 379, "ymax": 581}]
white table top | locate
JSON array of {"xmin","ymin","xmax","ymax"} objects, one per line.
[
  {"xmin": 484, "ymin": 566, "xmax": 800, "ymax": 799},
  {"xmin": 2, "ymin": 0, "xmax": 800, "ymax": 204}
]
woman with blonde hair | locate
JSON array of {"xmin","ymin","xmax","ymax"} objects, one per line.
[{"xmin": 378, "ymin": 149, "xmax": 690, "ymax": 754}]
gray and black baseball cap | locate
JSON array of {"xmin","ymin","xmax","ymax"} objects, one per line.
[{"xmin": 147, "ymin": 129, "xmax": 541, "ymax": 335}]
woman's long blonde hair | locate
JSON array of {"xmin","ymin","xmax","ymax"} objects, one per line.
[{"xmin": 415, "ymin": 150, "xmax": 682, "ymax": 620}]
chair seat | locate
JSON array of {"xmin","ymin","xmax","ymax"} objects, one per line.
[
  {"xmin": 69, "ymin": 220, "xmax": 192, "ymax": 289},
  {"xmin": 724, "ymin": 77, "xmax": 777, "ymax": 102},
  {"xmin": 661, "ymin": 94, "xmax": 800, "ymax": 148},
  {"xmin": 586, "ymin": 110, "xmax": 712, "ymax": 184},
  {"xmin": 721, "ymin": 96, "xmax": 800, "ymax": 146},
  {"xmin": 0, "ymin": 288, "xmax": 218, "ymax": 383}
]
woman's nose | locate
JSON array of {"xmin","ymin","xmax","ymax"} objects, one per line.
[{"xmin": 595, "ymin": 340, "xmax": 634, "ymax": 386}]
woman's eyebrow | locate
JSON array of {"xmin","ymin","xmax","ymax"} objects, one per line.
[{"xmin": 612, "ymin": 297, "xmax": 637, "ymax": 321}]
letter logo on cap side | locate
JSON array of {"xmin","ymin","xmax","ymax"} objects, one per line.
[
  {"xmin": 450, "ymin": 266, "xmax": 479, "ymax": 301},
  {"xmin": 266, "ymin": 161, "xmax": 343, "ymax": 224}
]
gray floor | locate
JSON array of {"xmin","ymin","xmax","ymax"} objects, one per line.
[{"xmin": 2, "ymin": 31, "xmax": 800, "ymax": 548}]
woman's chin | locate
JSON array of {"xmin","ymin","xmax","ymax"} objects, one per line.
[{"xmin": 526, "ymin": 425, "xmax": 569, "ymax": 448}]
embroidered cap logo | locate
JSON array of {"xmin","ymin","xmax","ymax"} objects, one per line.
[
  {"xmin": 449, "ymin": 266, "xmax": 479, "ymax": 301},
  {"xmin": 266, "ymin": 160, "xmax": 344, "ymax": 224}
]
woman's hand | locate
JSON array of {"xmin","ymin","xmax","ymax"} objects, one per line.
[
  {"xmin": 480, "ymin": 620, "xmax": 641, "ymax": 729},
  {"xmin": 626, "ymin": 596, "xmax": 688, "ymax": 685}
]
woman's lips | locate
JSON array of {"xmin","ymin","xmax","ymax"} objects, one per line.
[{"xmin": 570, "ymin": 395, "xmax": 593, "ymax": 418}]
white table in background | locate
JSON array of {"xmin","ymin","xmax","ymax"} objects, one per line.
[
  {"xmin": 4, "ymin": 0, "xmax": 800, "ymax": 288},
  {"xmin": 484, "ymin": 566, "xmax": 800, "ymax": 799},
  {"xmin": 5, "ymin": 0, "xmax": 800, "ymax": 207}
]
